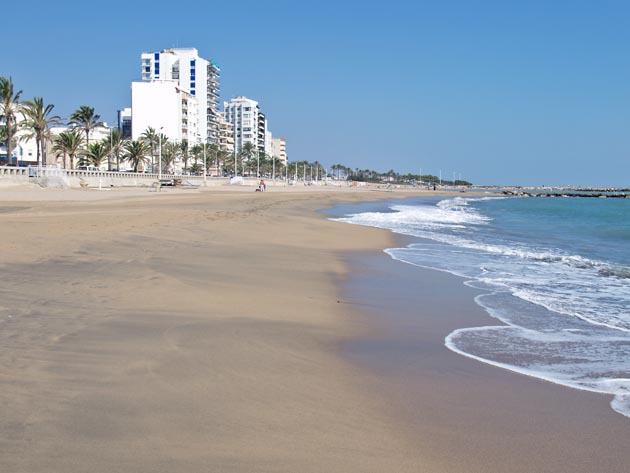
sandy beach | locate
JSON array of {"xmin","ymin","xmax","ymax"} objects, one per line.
[{"xmin": 1, "ymin": 184, "xmax": 628, "ymax": 472}]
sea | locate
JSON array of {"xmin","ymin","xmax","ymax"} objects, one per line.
[{"xmin": 330, "ymin": 194, "xmax": 630, "ymax": 418}]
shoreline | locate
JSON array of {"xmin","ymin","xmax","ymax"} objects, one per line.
[
  {"xmin": 338, "ymin": 228, "xmax": 630, "ymax": 473},
  {"xmin": 1, "ymin": 186, "xmax": 627, "ymax": 471}
]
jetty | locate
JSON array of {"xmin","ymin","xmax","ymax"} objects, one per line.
[{"xmin": 501, "ymin": 189, "xmax": 630, "ymax": 199}]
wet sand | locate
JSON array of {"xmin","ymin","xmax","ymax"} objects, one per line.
[{"xmin": 342, "ymin": 247, "xmax": 630, "ymax": 473}]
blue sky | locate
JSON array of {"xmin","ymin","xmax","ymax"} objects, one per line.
[{"xmin": 4, "ymin": 0, "xmax": 630, "ymax": 186}]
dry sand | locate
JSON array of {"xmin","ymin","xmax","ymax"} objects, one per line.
[
  {"xmin": 1, "ymin": 184, "xmax": 627, "ymax": 472},
  {"xmin": 0, "ymin": 185, "xmax": 430, "ymax": 472}
]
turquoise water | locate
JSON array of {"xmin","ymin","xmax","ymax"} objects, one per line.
[{"xmin": 333, "ymin": 195, "xmax": 630, "ymax": 418}]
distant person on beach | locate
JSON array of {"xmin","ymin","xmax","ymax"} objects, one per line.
[{"xmin": 259, "ymin": 179, "xmax": 266, "ymax": 192}]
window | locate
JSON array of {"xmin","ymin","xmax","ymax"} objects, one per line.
[
  {"xmin": 191, "ymin": 82, "xmax": 196, "ymax": 88},
  {"xmin": 144, "ymin": 66, "xmax": 150, "ymax": 72},
  {"xmin": 190, "ymin": 59, "xmax": 196, "ymax": 66},
  {"xmin": 244, "ymin": 107, "xmax": 251, "ymax": 111},
  {"xmin": 243, "ymin": 127, "xmax": 251, "ymax": 131},
  {"xmin": 154, "ymin": 53, "xmax": 160, "ymax": 60}
]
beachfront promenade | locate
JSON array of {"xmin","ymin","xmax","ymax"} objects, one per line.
[{"xmin": 0, "ymin": 165, "xmax": 281, "ymax": 188}]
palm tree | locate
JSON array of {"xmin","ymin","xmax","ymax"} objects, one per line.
[
  {"xmin": 82, "ymin": 141, "xmax": 108, "ymax": 168},
  {"xmin": 239, "ymin": 142, "xmax": 256, "ymax": 176},
  {"xmin": 190, "ymin": 143, "xmax": 201, "ymax": 164},
  {"xmin": 214, "ymin": 147, "xmax": 231, "ymax": 175},
  {"xmin": 160, "ymin": 141, "xmax": 179, "ymax": 173},
  {"xmin": 141, "ymin": 127, "xmax": 159, "ymax": 172},
  {"xmin": 124, "ymin": 140, "xmax": 149, "ymax": 172},
  {"xmin": 268, "ymin": 155, "xmax": 284, "ymax": 180},
  {"xmin": 21, "ymin": 97, "xmax": 61, "ymax": 166},
  {"xmin": 258, "ymin": 152, "xmax": 271, "ymax": 177},
  {"xmin": 222, "ymin": 151, "xmax": 242, "ymax": 176},
  {"xmin": 0, "ymin": 77, "xmax": 23, "ymax": 166},
  {"xmin": 189, "ymin": 162, "xmax": 203, "ymax": 175},
  {"xmin": 106, "ymin": 129, "xmax": 126, "ymax": 171},
  {"xmin": 180, "ymin": 140, "xmax": 189, "ymax": 173},
  {"xmin": 52, "ymin": 129, "xmax": 84, "ymax": 169},
  {"xmin": 69, "ymin": 105, "xmax": 103, "ymax": 146}
]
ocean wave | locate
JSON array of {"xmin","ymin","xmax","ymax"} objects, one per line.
[{"xmin": 333, "ymin": 196, "xmax": 630, "ymax": 418}]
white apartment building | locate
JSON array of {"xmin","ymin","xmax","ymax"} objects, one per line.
[
  {"xmin": 257, "ymin": 111, "xmax": 267, "ymax": 155},
  {"xmin": 271, "ymin": 137, "xmax": 287, "ymax": 164},
  {"xmin": 218, "ymin": 111, "xmax": 234, "ymax": 154},
  {"xmin": 224, "ymin": 96, "xmax": 271, "ymax": 155},
  {"xmin": 131, "ymin": 80, "xmax": 198, "ymax": 144},
  {"xmin": 137, "ymin": 47, "xmax": 220, "ymax": 144},
  {"xmin": 265, "ymin": 130, "xmax": 273, "ymax": 157}
]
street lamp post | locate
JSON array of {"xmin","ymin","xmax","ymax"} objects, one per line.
[
  {"xmin": 109, "ymin": 127, "xmax": 113, "ymax": 171},
  {"xmin": 158, "ymin": 127, "xmax": 163, "ymax": 185},
  {"xmin": 203, "ymin": 139, "xmax": 207, "ymax": 186}
]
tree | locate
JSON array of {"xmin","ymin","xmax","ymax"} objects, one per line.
[
  {"xmin": 52, "ymin": 129, "xmax": 84, "ymax": 169},
  {"xmin": 160, "ymin": 141, "xmax": 179, "ymax": 173},
  {"xmin": 268, "ymin": 155, "xmax": 284, "ymax": 180},
  {"xmin": 222, "ymin": 153, "xmax": 241, "ymax": 176},
  {"xmin": 69, "ymin": 105, "xmax": 103, "ymax": 146},
  {"xmin": 0, "ymin": 77, "xmax": 23, "ymax": 166},
  {"xmin": 21, "ymin": 97, "xmax": 61, "ymax": 166},
  {"xmin": 141, "ymin": 127, "xmax": 159, "ymax": 172},
  {"xmin": 124, "ymin": 140, "xmax": 149, "ymax": 172},
  {"xmin": 256, "ymin": 152, "xmax": 274, "ymax": 177},
  {"xmin": 189, "ymin": 162, "xmax": 203, "ymax": 175},
  {"xmin": 180, "ymin": 140, "xmax": 189, "ymax": 173},
  {"xmin": 190, "ymin": 143, "xmax": 202, "ymax": 168},
  {"xmin": 207, "ymin": 144, "xmax": 231, "ymax": 175},
  {"xmin": 82, "ymin": 141, "xmax": 109, "ymax": 168},
  {"xmin": 239, "ymin": 142, "xmax": 256, "ymax": 175},
  {"xmin": 106, "ymin": 129, "xmax": 126, "ymax": 171}
]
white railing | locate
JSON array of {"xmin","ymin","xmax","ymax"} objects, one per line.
[
  {"xmin": 1, "ymin": 165, "xmax": 289, "ymax": 188},
  {"xmin": 8, "ymin": 165, "xmax": 225, "ymax": 183},
  {"xmin": 0, "ymin": 166, "xmax": 29, "ymax": 177}
]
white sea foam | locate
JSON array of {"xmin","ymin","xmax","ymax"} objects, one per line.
[{"xmin": 333, "ymin": 196, "xmax": 630, "ymax": 418}]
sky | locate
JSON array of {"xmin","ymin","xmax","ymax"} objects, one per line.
[{"xmin": 3, "ymin": 0, "xmax": 630, "ymax": 186}]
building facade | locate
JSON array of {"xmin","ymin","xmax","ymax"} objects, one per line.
[
  {"xmin": 271, "ymin": 137, "xmax": 287, "ymax": 164},
  {"xmin": 223, "ymin": 96, "xmax": 261, "ymax": 154},
  {"xmin": 137, "ymin": 48, "xmax": 220, "ymax": 144},
  {"xmin": 218, "ymin": 111, "xmax": 234, "ymax": 154},
  {"xmin": 131, "ymin": 80, "xmax": 198, "ymax": 144},
  {"xmin": 223, "ymin": 96, "xmax": 275, "ymax": 156},
  {"xmin": 117, "ymin": 108, "xmax": 132, "ymax": 139},
  {"xmin": 257, "ymin": 111, "xmax": 267, "ymax": 155}
]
